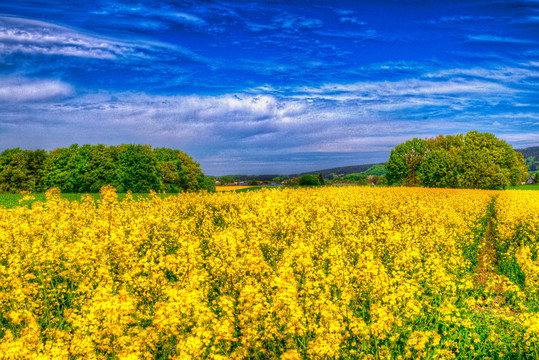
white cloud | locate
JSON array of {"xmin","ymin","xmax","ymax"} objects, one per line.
[
  {"xmin": 0, "ymin": 71, "xmax": 536, "ymax": 174},
  {"xmin": 0, "ymin": 16, "xmax": 202, "ymax": 61},
  {"xmin": 0, "ymin": 77, "xmax": 73, "ymax": 102},
  {"xmin": 496, "ymin": 133, "xmax": 539, "ymax": 147}
]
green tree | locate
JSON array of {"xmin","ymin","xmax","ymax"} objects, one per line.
[
  {"xmin": 153, "ymin": 147, "xmax": 215, "ymax": 192},
  {"xmin": 44, "ymin": 144, "xmax": 80, "ymax": 193},
  {"xmin": 154, "ymin": 147, "xmax": 186, "ymax": 192},
  {"xmin": 420, "ymin": 134, "xmax": 464, "ymax": 188},
  {"xmin": 318, "ymin": 173, "xmax": 326, "ymax": 186},
  {"xmin": 219, "ymin": 176, "xmax": 235, "ymax": 185},
  {"xmin": 118, "ymin": 144, "xmax": 161, "ymax": 192},
  {"xmin": 388, "ymin": 132, "xmax": 528, "ymax": 190},
  {"xmin": 27, "ymin": 149, "xmax": 48, "ymax": 192},
  {"xmin": 385, "ymin": 138, "xmax": 426, "ymax": 186},
  {"xmin": 198, "ymin": 175, "xmax": 216, "ymax": 192},
  {"xmin": 299, "ymin": 174, "xmax": 320, "ymax": 186},
  {"xmin": 0, "ymin": 148, "xmax": 37, "ymax": 193},
  {"xmin": 78, "ymin": 145, "xmax": 121, "ymax": 192},
  {"xmin": 174, "ymin": 150, "xmax": 213, "ymax": 191},
  {"xmin": 454, "ymin": 131, "xmax": 526, "ymax": 189},
  {"xmin": 0, "ymin": 144, "xmax": 214, "ymax": 194}
]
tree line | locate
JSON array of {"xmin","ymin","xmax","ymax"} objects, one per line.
[
  {"xmin": 0, "ymin": 144, "xmax": 215, "ymax": 193},
  {"xmin": 386, "ymin": 131, "xmax": 528, "ymax": 190}
]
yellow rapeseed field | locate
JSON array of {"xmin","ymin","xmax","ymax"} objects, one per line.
[{"xmin": 1, "ymin": 186, "xmax": 539, "ymax": 359}]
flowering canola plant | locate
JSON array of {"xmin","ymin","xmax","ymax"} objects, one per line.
[{"xmin": 1, "ymin": 186, "xmax": 538, "ymax": 359}]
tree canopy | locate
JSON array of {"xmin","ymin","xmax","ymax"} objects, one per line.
[
  {"xmin": 385, "ymin": 131, "xmax": 528, "ymax": 189},
  {"xmin": 299, "ymin": 174, "xmax": 320, "ymax": 186},
  {"xmin": 0, "ymin": 144, "xmax": 215, "ymax": 193}
]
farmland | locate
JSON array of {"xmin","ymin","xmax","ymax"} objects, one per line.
[{"xmin": 1, "ymin": 186, "xmax": 539, "ymax": 359}]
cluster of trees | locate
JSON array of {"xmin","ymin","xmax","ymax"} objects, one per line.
[
  {"xmin": 0, "ymin": 144, "xmax": 215, "ymax": 193},
  {"xmin": 298, "ymin": 174, "xmax": 325, "ymax": 186},
  {"xmin": 386, "ymin": 131, "xmax": 528, "ymax": 190}
]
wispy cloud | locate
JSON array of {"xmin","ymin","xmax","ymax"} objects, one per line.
[
  {"xmin": 289, "ymin": 78, "xmax": 510, "ymax": 100},
  {"xmin": 0, "ymin": 16, "xmax": 205, "ymax": 62},
  {"xmin": 424, "ymin": 67, "xmax": 539, "ymax": 84},
  {"xmin": 314, "ymin": 29, "xmax": 382, "ymax": 40},
  {"xmin": 272, "ymin": 13, "xmax": 323, "ymax": 31},
  {"xmin": 467, "ymin": 35, "xmax": 538, "ymax": 44},
  {"xmin": 92, "ymin": 3, "xmax": 207, "ymax": 26},
  {"xmin": 428, "ymin": 15, "xmax": 498, "ymax": 24},
  {"xmin": 338, "ymin": 16, "xmax": 366, "ymax": 25}
]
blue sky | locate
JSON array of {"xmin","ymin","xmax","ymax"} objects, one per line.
[{"xmin": 1, "ymin": 0, "xmax": 538, "ymax": 175}]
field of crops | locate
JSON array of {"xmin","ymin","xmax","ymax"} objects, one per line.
[{"xmin": 1, "ymin": 186, "xmax": 539, "ymax": 359}]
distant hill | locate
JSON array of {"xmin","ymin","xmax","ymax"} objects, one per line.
[
  {"xmin": 517, "ymin": 146, "xmax": 539, "ymax": 158},
  {"xmin": 517, "ymin": 146, "xmax": 539, "ymax": 172},
  {"xmin": 214, "ymin": 145, "xmax": 539, "ymax": 181},
  {"xmin": 293, "ymin": 163, "xmax": 383, "ymax": 179},
  {"xmin": 213, "ymin": 163, "xmax": 384, "ymax": 181}
]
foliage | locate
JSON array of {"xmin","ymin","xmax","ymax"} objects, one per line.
[
  {"xmin": 2, "ymin": 186, "xmax": 539, "ymax": 358},
  {"xmin": 386, "ymin": 137, "xmax": 426, "ymax": 186},
  {"xmin": 219, "ymin": 176, "xmax": 236, "ymax": 185},
  {"xmin": 43, "ymin": 144, "xmax": 80, "ymax": 193},
  {"xmin": 299, "ymin": 174, "xmax": 320, "ymax": 186},
  {"xmin": 0, "ymin": 148, "xmax": 47, "ymax": 193},
  {"xmin": 0, "ymin": 144, "xmax": 213, "ymax": 193},
  {"xmin": 318, "ymin": 173, "xmax": 326, "ymax": 186},
  {"xmin": 386, "ymin": 132, "xmax": 528, "ymax": 189}
]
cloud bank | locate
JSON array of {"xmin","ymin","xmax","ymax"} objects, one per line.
[{"xmin": 0, "ymin": 0, "xmax": 538, "ymax": 174}]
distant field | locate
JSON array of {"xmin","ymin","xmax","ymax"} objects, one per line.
[
  {"xmin": 0, "ymin": 192, "xmax": 177, "ymax": 209},
  {"xmin": 506, "ymin": 184, "xmax": 539, "ymax": 190},
  {"xmin": 3, "ymin": 183, "xmax": 537, "ymax": 208},
  {"xmin": 1, "ymin": 187, "xmax": 284, "ymax": 207},
  {"xmin": 215, "ymin": 186, "xmax": 258, "ymax": 191}
]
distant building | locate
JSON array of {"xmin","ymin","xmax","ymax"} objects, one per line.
[
  {"xmin": 526, "ymin": 175, "xmax": 535, "ymax": 185},
  {"xmin": 215, "ymin": 180, "xmax": 221, "ymax": 186}
]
